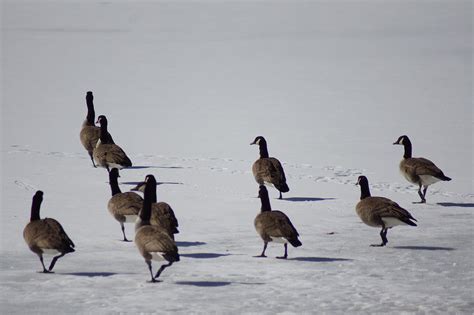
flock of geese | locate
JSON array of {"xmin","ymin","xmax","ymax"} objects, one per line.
[{"xmin": 23, "ymin": 91, "xmax": 452, "ymax": 282}]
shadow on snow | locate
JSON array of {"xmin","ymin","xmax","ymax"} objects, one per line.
[
  {"xmin": 437, "ymin": 202, "xmax": 474, "ymax": 208},
  {"xmin": 176, "ymin": 241, "xmax": 207, "ymax": 247},
  {"xmin": 282, "ymin": 197, "xmax": 336, "ymax": 202},
  {"xmin": 393, "ymin": 246, "xmax": 455, "ymax": 251},
  {"xmin": 290, "ymin": 257, "xmax": 353, "ymax": 262},
  {"xmin": 180, "ymin": 253, "xmax": 231, "ymax": 259}
]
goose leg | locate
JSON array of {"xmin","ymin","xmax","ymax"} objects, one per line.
[
  {"xmin": 146, "ymin": 260, "xmax": 157, "ymax": 283},
  {"xmin": 254, "ymin": 242, "xmax": 268, "ymax": 257},
  {"xmin": 371, "ymin": 226, "xmax": 388, "ymax": 247},
  {"xmin": 276, "ymin": 243, "xmax": 288, "ymax": 259},
  {"xmin": 120, "ymin": 223, "xmax": 130, "ymax": 242},
  {"xmin": 154, "ymin": 262, "xmax": 173, "ymax": 280},
  {"xmin": 422, "ymin": 186, "xmax": 428, "ymax": 201},
  {"xmin": 279, "ymin": 191, "xmax": 282, "ymax": 199},
  {"xmin": 89, "ymin": 152, "xmax": 96, "ymax": 168},
  {"xmin": 48, "ymin": 253, "xmax": 66, "ymax": 272},
  {"xmin": 415, "ymin": 184, "xmax": 426, "ymax": 203},
  {"xmin": 37, "ymin": 254, "xmax": 50, "ymax": 273}
]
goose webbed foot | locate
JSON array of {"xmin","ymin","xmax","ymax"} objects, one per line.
[
  {"xmin": 147, "ymin": 278, "xmax": 162, "ymax": 283},
  {"xmin": 253, "ymin": 254, "xmax": 267, "ymax": 258},
  {"xmin": 413, "ymin": 200, "xmax": 426, "ymax": 204},
  {"xmin": 276, "ymin": 243, "xmax": 288, "ymax": 259},
  {"xmin": 370, "ymin": 243, "xmax": 386, "ymax": 247},
  {"xmin": 121, "ymin": 224, "xmax": 130, "ymax": 242}
]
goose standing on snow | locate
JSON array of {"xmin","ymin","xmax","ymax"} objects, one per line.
[
  {"xmin": 355, "ymin": 176, "xmax": 417, "ymax": 247},
  {"xmin": 250, "ymin": 136, "xmax": 289, "ymax": 199},
  {"xmin": 23, "ymin": 191, "xmax": 75, "ymax": 273},
  {"xmin": 132, "ymin": 180, "xmax": 179, "ymax": 239},
  {"xmin": 135, "ymin": 175, "xmax": 180, "ymax": 282},
  {"xmin": 254, "ymin": 185, "xmax": 301, "ymax": 259},
  {"xmin": 79, "ymin": 91, "xmax": 102, "ymax": 167},
  {"xmin": 93, "ymin": 115, "xmax": 132, "ymax": 171},
  {"xmin": 393, "ymin": 135, "xmax": 451, "ymax": 203},
  {"xmin": 107, "ymin": 168, "xmax": 143, "ymax": 241}
]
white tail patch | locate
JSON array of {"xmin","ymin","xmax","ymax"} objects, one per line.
[
  {"xmin": 150, "ymin": 252, "xmax": 166, "ymax": 261},
  {"xmin": 42, "ymin": 249, "xmax": 61, "ymax": 255},
  {"xmin": 270, "ymin": 237, "xmax": 287, "ymax": 244},
  {"xmin": 124, "ymin": 215, "xmax": 138, "ymax": 223},
  {"xmin": 419, "ymin": 175, "xmax": 441, "ymax": 186},
  {"xmin": 108, "ymin": 163, "xmax": 126, "ymax": 170},
  {"xmin": 381, "ymin": 217, "xmax": 407, "ymax": 228}
]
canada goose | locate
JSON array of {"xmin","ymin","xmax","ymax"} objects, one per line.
[
  {"xmin": 131, "ymin": 180, "xmax": 179, "ymax": 239},
  {"xmin": 250, "ymin": 136, "xmax": 289, "ymax": 199},
  {"xmin": 79, "ymin": 91, "xmax": 101, "ymax": 167},
  {"xmin": 355, "ymin": 176, "xmax": 417, "ymax": 247},
  {"xmin": 107, "ymin": 168, "xmax": 143, "ymax": 241},
  {"xmin": 93, "ymin": 115, "xmax": 132, "ymax": 171},
  {"xmin": 23, "ymin": 191, "xmax": 75, "ymax": 273},
  {"xmin": 393, "ymin": 135, "xmax": 451, "ymax": 203},
  {"xmin": 254, "ymin": 185, "xmax": 301, "ymax": 259},
  {"xmin": 135, "ymin": 175, "xmax": 180, "ymax": 282}
]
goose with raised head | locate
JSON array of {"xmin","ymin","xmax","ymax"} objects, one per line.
[
  {"xmin": 131, "ymin": 179, "xmax": 179, "ymax": 239},
  {"xmin": 250, "ymin": 136, "xmax": 289, "ymax": 199},
  {"xmin": 135, "ymin": 175, "xmax": 180, "ymax": 282},
  {"xmin": 79, "ymin": 91, "xmax": 101, "ymax": 167},
  {"xmin": 254, "ymin": 185, "xmax": 301, "ymax": 259},
  {"xmin": 356, "ymin": 176, "xmax": 417, "ymax": 247},
  {"xmin": 23, "ymin": 191, "xmax": 75, "ymax": 273},
  {"xmin": 93, "ymin": 115, "xmax": 132, "ymax": 171},
  {"xmin": 107, "ymin": 168, "xmax": 143, "ymax": 241},
  {"xmin": 393, "ymin": 135, "xmax": 451, "ymax": 203}
]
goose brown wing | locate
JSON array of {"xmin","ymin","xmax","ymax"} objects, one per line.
[
  {"xmin": 136, "ymin": 226, "xmax": 178, "ymax": 254},
  {"xmin": 368, "ymin": 197, "xmax": 416, "ymax": 222},
  {"xmin": 42, "ymin": 218, "xmax": 75, "ymax": 249},
  {"xmin": 258, "ymin": 211, "xmax": 299, "ymax": 238},
  {"xmin": 94, "ymin": 143, "xmax": 131, "ymax": 166},
  {"xmin": 253, "ymin": 159, "xmax": 284, "ymax": 185},
  {"xmin": 269, "ymin": 158, "xmax": 287, "ymax": 182},
  {"xmin": 108, "ymin": 192, "xmax": 143, "ymax": 216},
  {"xmin": 409, "ymin": 157, "xmax": 444, "ymax": 177},
  {"xmin": 151, "ymin": 202, "xmax": 179, "ymax": 233}
]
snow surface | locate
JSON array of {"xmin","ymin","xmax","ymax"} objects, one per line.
[{"xmin": 1, "ymin": 0, "xmax": 473, "ymax": 313}]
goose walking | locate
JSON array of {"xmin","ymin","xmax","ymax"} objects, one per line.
[
  {"xmin": 135, "ymin": 175, "xmax": 180, "ymax": 282},
  {"xmin": 79, "ymin": 91, "xmax": 101, "ymax": 167},
  {"xmin": 355, "ymin": 176, "xmax": 417, "ymax": 247},
  {"xmin": 107, "ymin": 168, "xmax": 143, "ymax": 241},
  {"xmin": 250, "ymin": 136, "xmax": 289, "ymax": 199},
  {"xmin": 393, "ymin": 135, "xmax": 451, "ymax": 203},
  {"xmin": 93, "ymin": 115, "xmax": 132, "ymax": 171},
  {"xmin": 131, "ymin": 180, "xmax": 179, "ymax": 239},
  {"xmin": 254, "ymin": 185, "xmax": 301, "ymax": 259},
  {"xmin": 23, "ymin": 191, "xmax": 75, "ymax": 273}
]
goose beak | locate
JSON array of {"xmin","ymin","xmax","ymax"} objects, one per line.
[{"xmin": 250, "ymin": 142, "xmax": 256, "ymax": 145}]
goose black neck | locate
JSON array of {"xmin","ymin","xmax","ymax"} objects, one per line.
[
  {"xmin": 259, "ymin": 141, "xmax": 269, "ymax": 159},
  {"xmin": 30, "ymin": 196, "xmax": 42, "ymax": 221},
  {"xmin": 99, "ymin": 121, "xmax": 112, "ymax": 144},
  {"xmin": 260, "ymin": 193, "xmax": 272, "ymax": 212},
  {"xmin": 109, "ymin": 174, "xmax": 121, "ymax": 196},
  {"xmin": 86, "ymin": 102, "xmax": 95, "ymax": 125},
  {"xmin": 150, "ymin": 187, "xmax": 157, "ymax": 203},
  {"xmin": 403, "ymin": 139, "xmax": 412, "ymax": 159},
  {"xmin": 359, "ymin": 182, "xmax": 371, "ymax": 200},
  {"xmin": 140, "ymin": 183, "xmax": 154, "ymax": 225}
]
